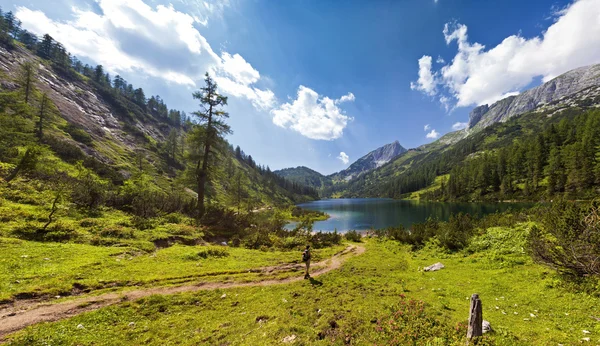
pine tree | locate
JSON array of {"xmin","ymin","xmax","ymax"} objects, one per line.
[
  {"xmin": 188, "ymin": 73, "xmax": 231, "ymax": 219},
  {"xmin": 18, "ymin": 61, "xmax": 36, "ymax": 104}
]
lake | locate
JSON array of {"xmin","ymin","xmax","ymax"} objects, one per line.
[{"xmin": 286, "ymin": 198, "xmax": 535, "ymax": 232}]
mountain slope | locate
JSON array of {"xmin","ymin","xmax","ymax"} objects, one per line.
[
  {"xmin": 334, "ymin": 64, "xmax": 600, "ymax": 200},
  {"xmin": 0, "ymin": 42, "xmax": 316, "ymax": 211},
  {"xmin": 468, "ymin": 64, "xmax": 600, "ymax": 129},
  {"xmin": 331, "ymin": 141, "xmax": 406, "ymax": 182},
  {"xmin": 273, "ymin": 166, "xmax": 332, "ymax": 190}
]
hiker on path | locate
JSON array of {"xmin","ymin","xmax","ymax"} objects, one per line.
[{"xmin": 302, "ymin": 245, "xmax": 311, "ymax": 279}]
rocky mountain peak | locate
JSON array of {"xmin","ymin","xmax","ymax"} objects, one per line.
[{"xmin": 468, "ymin": 63, "xmax": 600, "ymax": 130}]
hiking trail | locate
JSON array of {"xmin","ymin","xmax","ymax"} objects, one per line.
[{"xmin": 0, "ymin": 244, "xmax": 365, "ymax": 340}]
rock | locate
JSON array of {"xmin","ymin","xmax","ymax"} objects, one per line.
[
  {"xmin": 77, "ymin": 324, "xmax": 85, "ymax": 329},
  {"xmin": 330, "ymin": 141, "xmax": 407, "ymax": 182},
  {"xmin": 282, "ymin": 335, "xmax": 297, "ymax": 343},
  {"xmin": 128, "ymin": 322, "xmax": 135, "ymax": 327},
  {"xmin": 482, "ymin": 320, "xmax": 493, "ymax": 333},
  {"xmin": 220, "ymin": 294, "xmax": 227, "ymax": 299},
  {"xmin": 468, "ymin": 64, "xmax": 600, "ymax": 131},
  {"xmin": 423, "ymin": 262, "xmax": 445, "ymax": 272}
]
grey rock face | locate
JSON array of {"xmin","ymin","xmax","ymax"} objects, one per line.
[
  {"xmin": 468, "ymin": 64, "xmax": 600, "ymax": 129},
  {"xmin": 333, "ymin": 141, "xmax": 407, "ymax": 181}
]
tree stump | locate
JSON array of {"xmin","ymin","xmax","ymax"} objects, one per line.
[{"xmin": 467, "ymin": 293, "xmax": 483, "ymax": 341}]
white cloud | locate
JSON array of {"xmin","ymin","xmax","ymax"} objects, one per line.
[
  {"xmin": 336, "ymin": 92, "xmax": 355, "ymax": 104},
  {"xmin": 17, "ymin": 1, "xmax": 355, "ymax": 139},
  {"xmin": 271, "ymin": 86, "xmax": 354, "ymax": 140},
  {"xmin": 436, "ymin": 56, "xmax": 445, "ymax": 64},
  {"xmin": 411, "ymin": 0, "xmax": 600, "ymax": 108},
  {"xmin": 16, "ymin": 0, "xmax": 274, "ymax": 110},
  {"xmin": 426, "ymin": 129, "xmax": 440, "ymax": 139},
  {"xmin": 452, "ymin": 122, "xmax": 468, "ymax": 130},
  {"xmin": 410, "ymin": 55, "xmax": 437, "ymax": 96},
  {"xmin": 424, "ymin": 124, "xmax": 431, "ymax": 131},
  {"xmin": 337, "ymin": 152, "xmax": 349, "ymax": 165}
]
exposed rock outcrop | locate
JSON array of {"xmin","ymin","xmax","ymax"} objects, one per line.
[{"xmin": 468, "ymin": 64, "xmax": 600, "ymax": 129}]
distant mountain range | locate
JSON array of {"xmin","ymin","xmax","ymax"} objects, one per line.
[
  {"xmin": 275, "ymin": 63, "xmax": 600, "ymax": 200},
  {"xmin": 273, "ymin": 141, "xmax": 406, "ymax": 190}
]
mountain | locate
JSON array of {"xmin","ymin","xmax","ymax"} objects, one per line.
[
  {"xmin": 272, "ymin": 166, "xmax": 332, "ymax": 190},
  {"xmin": 0, "ymin": 43, "xmax": 317, "ymax": 211},
  {"xmin": 468, "ymin": 64, "xmax": 600, "ymax": 129},
  {"xmin": 333, "ymin": 63, "xmax": 600, "ymax": 200},
  {"xmin": 331, "ymin": 141, "xmax": 407, "ymax": 182}
]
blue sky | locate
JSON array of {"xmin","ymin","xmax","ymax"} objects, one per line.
[{"xmin": 5, "ymin": 0, "xmax": 600, "ymax": 174}]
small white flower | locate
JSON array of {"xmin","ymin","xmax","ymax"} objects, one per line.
[{"xmin": 582, "ymin": 330, "xmax": 591, "ymax": 334}]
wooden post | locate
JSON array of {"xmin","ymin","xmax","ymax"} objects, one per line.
[{"xmin": 467, "ymin": 293, "xmax": 483, "ymax": 341}]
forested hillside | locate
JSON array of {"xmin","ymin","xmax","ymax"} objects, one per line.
[
  {"xmin": 0, "ymin": 8, "xmax": 317, "ymax": 221},
  {"xmin": 328, "ymin": 76, "xmax": 600, "ymax": 201}
]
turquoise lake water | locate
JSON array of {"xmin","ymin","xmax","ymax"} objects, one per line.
[{"xmin": 286, "ymin": 198, "xmax": 534, "ymax": 232}]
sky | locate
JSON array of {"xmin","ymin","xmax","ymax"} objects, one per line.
[{"xmin": 3, "ymin": 0, "xmax": 600, "ymax": 174}]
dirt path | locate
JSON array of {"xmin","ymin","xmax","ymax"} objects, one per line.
[{"xmin": 0, "ymin": 245, "xmax": 365, "ymax": 341}]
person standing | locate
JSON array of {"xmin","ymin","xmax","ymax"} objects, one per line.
[{"xmin": 302, "ymin": 245, "xmax": 311, "ymax": 279}]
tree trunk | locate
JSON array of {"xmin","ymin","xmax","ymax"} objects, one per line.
[
  {"xmin": 196, "ymin": 170, "xmax": 207, "ymax": 219},
  {"xmin": 196, "ymin": 102, "xmax": 213, "ymax": 219},
  {"xmin": 467, "ymin": 293, "xmax": 483, "ymax": 342}
]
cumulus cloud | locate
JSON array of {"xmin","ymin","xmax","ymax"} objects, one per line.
[
  {"xmin": 452, "ymin": 122, "xmax": 468, "ymax": 130},
  {"xmin": 424, "ymin": 124, "xmax": 431, "ymax": 131},
  {"xmin": 410, "ymin": 55, "xmax": 436, "ymax": 96},
  {"xmin": 411, "ymin": 0, "xmax": 600, "ymax": 108},
  {"xmin": 271, "ymin": 86, "xmax": 354, "ymax": 140},
  {"xmin": 426, "ymin": 129, "xmax": 440, "ymax": 139},
  {"xmin": 15, "ymin": 0, "xmax": 274, "ymax": 110},
  {"xmin": 336, "ymin": 92, "xmax": 355, "ymax": 104},
  {"xmin": 337, "ymin": 152, "xmax": 350, "ymax": 165},
  {"xmin": 436, "ymin": 56, "xmax": 445, "ymax": 64},
  {"xmin": 17, "ymin": 0, "xmax": 356, "ymax": 139}
]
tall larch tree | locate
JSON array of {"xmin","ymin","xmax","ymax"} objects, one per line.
[{"xmin": 189, "ymin": 73, "xmax": 231, "ymax": 219}]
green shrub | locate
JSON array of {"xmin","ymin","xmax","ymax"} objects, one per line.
[
  {"xmin": 528, "ymin": 201, "xmax": 600, "ymax": 277},
  {"xmin": 311, "ymin": 231, "xmax": 342, "ymax": 248},
  {"xmin": 185, "ymin": 248, "xmax": 229, "ymax": 260},
  {"xmin": 99, "ymin": 226, "xmax": 135, "ymax": 239},
  {"xmin": 344, "ymin": 230, "xmax": 362, "ymax": 242},
  {"xmin": 64, "ymin": 124, "xmax": 93, "ymax": 145},
  {"xmin": 373, "ymin": 295, "xmax": 484, "ymax": 345}
]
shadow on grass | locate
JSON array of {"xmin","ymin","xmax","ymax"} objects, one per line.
[{"xmin": 309, "ymin": 277, "xmax": 323, "ymax": 286}]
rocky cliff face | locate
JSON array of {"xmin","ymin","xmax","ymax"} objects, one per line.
[
  {"xmin": 332, "ymin": 141, "xmax": 406, "ymax": 181},
  {"xmin": 468, "ymin": 64, "xmax": 600, "ymax": 129},
  {"xmin": 0, "ymin": 46, "xmax": 170, "ymax": 167}
]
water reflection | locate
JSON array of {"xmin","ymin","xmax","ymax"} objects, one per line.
[{"xmin": 286, "ymin": 198, "xmax": 534, "ymax": 232}]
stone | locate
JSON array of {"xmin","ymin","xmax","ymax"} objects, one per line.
[
  {"xmin": 423, "ymin": 262, "xmax": 445, "ymax": 272},
  {"xmin": 282, "ymin": 335, "xmax": 297, "ymax": 343},
  {"xmin": 482, "ymin": 320, "xmax": 493, "ymax": 334},
  {"xmin": 77, "ymin": 324, "xmax": 85, "ymax": 329}
]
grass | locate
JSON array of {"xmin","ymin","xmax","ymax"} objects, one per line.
[
  {"xmin": 6, "ymin": 223, "xmax": 600, "ymax": 345},
  {"xmin": 408, "ymin": 174, "xmax": 449, "ymax": 200},
  {"xmin": 0, "ymin": 237, "xmax": 345, "ymax": 303}
]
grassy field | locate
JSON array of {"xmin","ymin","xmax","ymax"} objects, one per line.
[
  {"xmin": 5, "ymin": 223, "xmax": 600, "ymax": 345},
  {"xmin": 0, "ymin": 238, "xmax": 345, "ymax": 303}
]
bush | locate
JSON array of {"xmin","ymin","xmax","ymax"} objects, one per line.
[
  {"xmin": 196, "ymin": 248, "xmax": 229, "ymax": 259},
  {"xmin": 373, "ymin": 295, "xmax": 479, "ymax": 345},
  {"xmin": 439, "ymin": 213, "xmax": 475, "ymax": 251},
  {"xmin": 99, "ymin": 225, "xmax": 135, "ymax": 239},
  {"xmin": 64, "ymin": 124, "xmax": 93, "ymax": 145},
  {"xmin": 344, "ymin": 230, "xmax": 362, "ymax": 242},
  {"xmin": 311, "ymin": 231, "xmax": 342, "ymax": 248},
  {"xmin": 528, "ymin": 201, "xmax": 600, "ymax": 277}
]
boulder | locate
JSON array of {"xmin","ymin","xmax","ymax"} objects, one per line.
[{"xmin": 423, "ymin": 262, "xmax": 445, "ymax": 272}]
